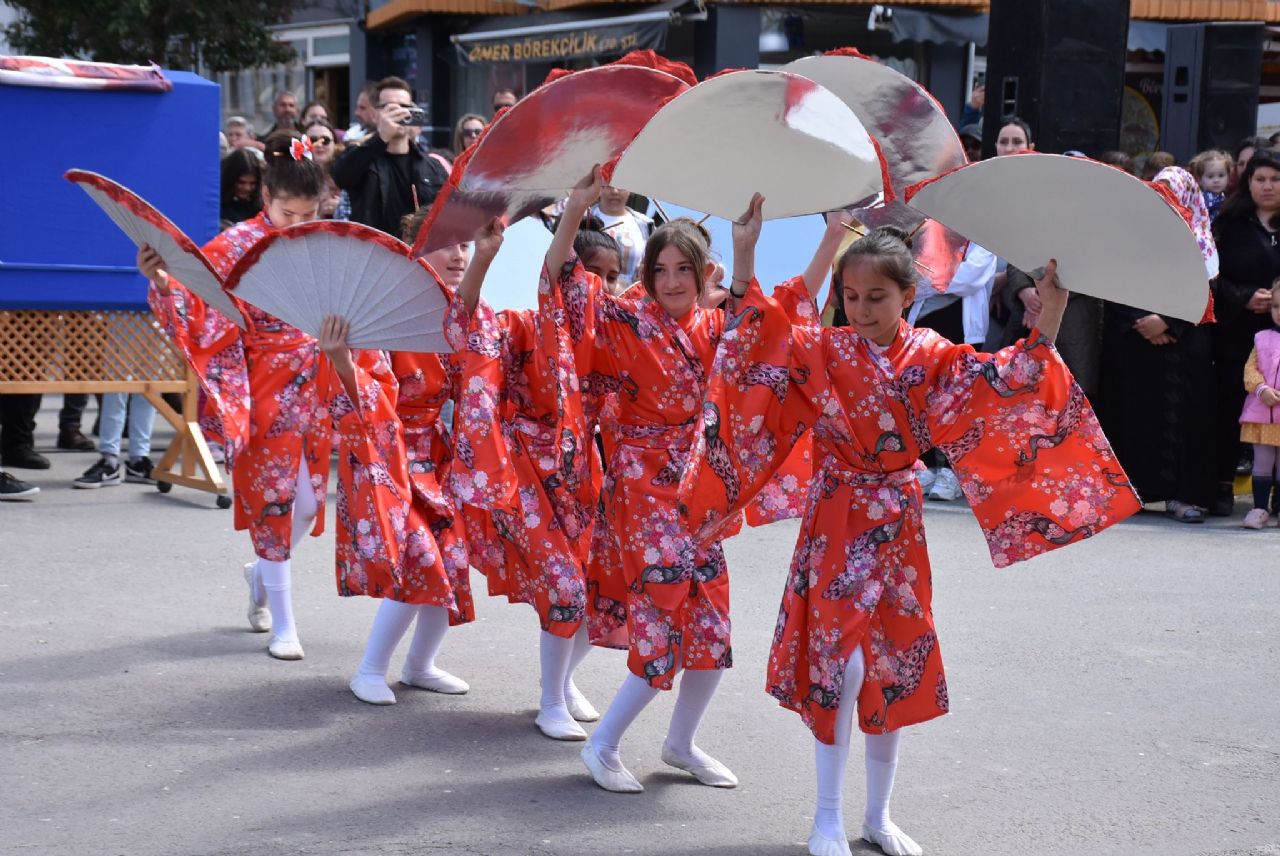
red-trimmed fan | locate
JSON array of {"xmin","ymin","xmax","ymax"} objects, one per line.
[
  {"xmin": 783, "ymin": 52, "xmax": 969, "ymax": 292},
  {"xmin": 608, "ymin": 70, "xmax": 885, "ymax": 221},
  {"xmin": 412, "ymin": 61, "xmax": 690, "ymax": 255},
  {"xmin": 224, "ymin": 221, "xmax": 453, "ymax": 353},
  {"xmin": 64, "ymin": 169, "xmax": 247, "ymax": 327}
]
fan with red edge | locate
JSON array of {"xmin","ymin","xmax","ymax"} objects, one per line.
[
  {"xmin": 412, "ymin": 57, "xmax": 691, "ymax": 256},
  {"xmin": 223, "ymin": 221, "xmax": 453, "ymax": 353},
  {"xmin": 905, "ymin": 153, "xmax": 1210, "ymax": 322},
  {"xmin": 64, "ymin": 169, "xmax": 247, "ymax": 327},
  {"xmin": 608, "ymin": 69, "xmax": 885, "ymax": 221},
  {"xmin": 783, "ymin": 51, "xmax": 969, "ymax": 293}
]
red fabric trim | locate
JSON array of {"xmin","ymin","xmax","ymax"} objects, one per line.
[
  {"xmin": 822, "ymin": 47, "xmax": 872, "ymax": 61},
  {"xmin": 867, "ymin": 135, "xmax": 895, "ymax": 204},
  {"xmin": 706, "ymin": 66, "xmax": 747, "ymax": 82},
  {"xmin": 614, "ymin": 49, "xmax": 697, "ymax": 87},
  {"xmin": 224, "ymin": 219, "xmax": 414, "ymax": 292},
  {"xmin": 902, "ymin": 159, "xmax": 970, "ymax": 204},
  {"xmin": 64, "ymin": 168, "xmax": 222, "ymax": 282}
]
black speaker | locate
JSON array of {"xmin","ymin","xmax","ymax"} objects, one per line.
[
  {"xmin": 1160, "ymin": 23, "xmax": 1264, "ymax": 163},
  {"xmin": 982, "ymin": 0, "xmax": 1131, "ymax": 157}
]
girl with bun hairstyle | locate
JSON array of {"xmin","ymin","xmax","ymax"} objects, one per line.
[
  {"xmin": 139, "ymin": 130, "xmax": 331, "ymax": 661},
  {"xmin": 681, "ymin": 210, "xmax": 1141, "ymax": 856}
]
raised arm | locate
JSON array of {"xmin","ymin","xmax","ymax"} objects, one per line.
[
  {"xmin": 546, "ymin": 166, "xmax": 603, "ymax": 276},
  {"xmin": 729, "ymin": 193, "xmax": 763, "ymax": 298},
  {"xmin": 318, "ymin": 315, "xmax": 360, "ymax": 404},
  {"xmin": 800, "ymin": 211, "xmax": 853, "ymax": 299},
  {"xmin": 455, "ymin": 217, "xmax": 505, "ymax": 316},
  {"xmin": 1028, "ymin": 259, "xmax": 1067, "ymax": 342}
]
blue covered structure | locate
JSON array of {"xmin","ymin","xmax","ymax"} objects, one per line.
[{"xmin": 0, "ymin": 69, "xmax": 219, "ymax": 310}]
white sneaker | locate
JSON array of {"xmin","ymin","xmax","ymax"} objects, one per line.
[
  {"xmin": 350, "ymin": 674, "xmax": 396, "ymax": 705},
  {"xmin": 862, "ymin": 822, "xmax": 923, "ymax": 856},
  {"xmin": 565, "ymin": 684, "xmax": 600, "ymax": 722},
  {"xmin": 581, "ymin": 742, "xmax": 643, "ymax": 793},
  {"xmin": 660, "ymin": 743, "xmax": 738, "ymax": 788},
  {"xmin": 268, "ymin": 636, "xmax": 304, "ymax": 660},
  {"xmin": 243, "ymin": 563, "xmax": 271, "ymax": 633},
  {"xmin": 535, "ymin": 709, "xmax": 588, "ymax": 741},
  {"xmin": 927, "ymin": 467, "xmax": 963, "ymax": 502},
  {"xmin": 915, "ymin": 467, "xmax": 937, "ymax": 495},
  {"xmin": 400, "ymin": 667, "xmax": 469, "ymax": 694},
  {"xmin": 808, "ymin": 826, "xmax": 853, "ymax": 856}
]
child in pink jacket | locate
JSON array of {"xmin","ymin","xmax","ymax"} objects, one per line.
[{"xmin": 1240, "ymin": 287, "xmax": 1280, "ymax": 528}]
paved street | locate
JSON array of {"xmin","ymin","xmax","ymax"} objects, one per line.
[{"xmin": 2, "ymin": 413, "xmax": 1278, "ymax": 856}]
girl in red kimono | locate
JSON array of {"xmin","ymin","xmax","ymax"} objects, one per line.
[
  {"xmin": 445, "ymin": 218, "xmax": 603, "ymax": 742},
  {"xmin": 545, "ymin": 170, "xmax": 847, "ymax": 794},
  {"xmin": 139, "ymin": 132, "xmax": 331, "ymax": 661},
  {"xmin": 682, "ymin": 205, "xmax": 1142, "ymax": 856},
  {"xmin": 328, "ymin": 216, "xmax": 478, "ymax": 705}
]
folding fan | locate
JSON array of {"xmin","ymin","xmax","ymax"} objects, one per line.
[
  {"xmin": 413, "ymin": 63, "xmax": 691, "ymax": 255},
  {"xmin": 64, "ymin": 169, "xmax": 247, "ymax": 327},
  {"xmin": 783, "ymin": 52, "xmax": 969, "ymax": 291},
  {"xmin": 905, "ymin": 154, "xmax": 1210, "ymax": 322},
  {"xmin": 223, "ymin": 221, "xmax": 453, "ymax": 353},
  {"xmin": 609, "ymin": 70, "xmax": 884, "ymax": 221}
]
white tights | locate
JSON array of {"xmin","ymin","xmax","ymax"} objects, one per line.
[
  {"xmin": 539, "ymin": 627, "xmax": 593, "ymax": 724},
  {"xmin": 253, "ymin": 458, "xmax": 316, "ymax": 643},
  {"xmin": 813, "ymin": 647, "xmax": 908, "ymax": 842},
  {"xmin": 589, "ymin": 668, "xmax": 724, "ymax": 771},
  {"xmin": 354, "ymin": 599, "xmax": 452, "ymax": 681}
]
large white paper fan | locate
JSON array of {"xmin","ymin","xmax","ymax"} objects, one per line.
[
  {"xmin": 905, "ymin": 154, "xmax": 1211, "ymax": 322},
  {"xmin": 609, "ymin": 70, "xmax": 884, "ymax": 221},
  {"xmin": 224, "ymin": 221, "xmax": 453, "ymax": 353},
  {"xmin": 65, "ymin": 169, "xmax": 246, "ymax": 327}
]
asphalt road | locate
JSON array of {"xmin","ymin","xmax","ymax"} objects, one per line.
[{"xmin": 2, "ymin": 415, "xmax": 1278, "ymax": 856}]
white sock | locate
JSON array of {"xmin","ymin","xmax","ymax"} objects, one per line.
[
  {"xmin": 539, "ymin": 630, "xmax": 574, "ymax": 722},
  {"xmin": 403, "ymin": 605, "xmax": 451, "ymax": 677},
  {"xmin": 356, "ymin": 600, "xmax": 418, "ymax": 682},
  {"xmin": 663, "ymin": 668, "xmax": 723, "ymax": 765},
  {"xmin": 864, "ymin": 730, "xmax": 903, "ymax": 833},
  {"xmin": 290, "ymin": 458, "xmax": 317, "ymax": 550},
  {"xmin": 258, "ymin": 559, "xmax": 297, "ymax": 643},
  {"xmin": 590, "ymin": 672, "xmax": 659, "ymax": 770},
  {"xmin": 563, "ymin": 625, "xmax": 593, "ymax": 704},
  {"xmin": 813, "ymin": 648, "xmax": 866, "ymax": 841}
]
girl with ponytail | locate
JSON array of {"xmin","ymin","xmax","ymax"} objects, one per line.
[{"xmin": 138, "ymin": 130, "xmax": 331, "ymax": 661}]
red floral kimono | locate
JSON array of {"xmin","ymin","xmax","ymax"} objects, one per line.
[
  {"xmin": 682, "ymin": 277, "xmax": 1142, "ymax": 743},
  {"xmin": 316, "ymin": 347, "xmax": 475, "ymax": 624},
  {"xmin": 444, "ymin": 263, "xmax": 599, "ymax": 639},
  {"xmin": 555, "ymin": 256, "xmax": 818, "ymax": 688},
  {"xmin": 148, "ymin": 212, "xmax": 329, "ymax": 561}
]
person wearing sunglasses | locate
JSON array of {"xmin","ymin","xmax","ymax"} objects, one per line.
[{"xmin": 451, "ymin": 113, "xmax": 486, "ymax": 159}]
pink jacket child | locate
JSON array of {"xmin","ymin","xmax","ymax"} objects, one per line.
[{"xmin": 1240, "ymin": 328, "xmax": 1280, "ymax": 426}]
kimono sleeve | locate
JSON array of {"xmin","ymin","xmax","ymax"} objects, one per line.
[
  {"xmin": 925, "ymin": 331, "xmax": 1142, "ymax": 568},
  {"xmin": 441, "ymin": 293, "xmax": 520, "ymax": 511},
  {"xmin": 680, "ymin": 277, "xmax": 826, "ymax": 543}
]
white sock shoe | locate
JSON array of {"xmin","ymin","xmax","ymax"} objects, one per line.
[
  {"xmin": 660, "ymin": 742, "xmax": 738, "ymax": 787},
  {"xmin": 808, "ymin": 826, "xmax": 853, "ymax": 856},
  {"xmin": 536, "ymin": 707, "xmax": 588, "ymax": 740},
  {"xmin": 581, "ymin": 740, "xmax": 643, "ymax": 793},
  {"xmin": 243, "ymin": 562, "xmax": 271, "ymax": 633},
  {"xmin": 537, "ymin": 631, "xmax": 585, "ymax": 739},
  {"xmin": 564, "ymin": 679, "xmax": 600, "ymax": 722},
  {"xmin": 259, "ymin": 559, "xmax": 302, "ymax": 660},
  {"xmin": 401, "ymin": 605, "xmax": 467, "ymax": 693},
  {"xmin": 350, "ymin": 673, "xmax": 396, "ymax": 705},
  {"xmin": 861, "ymin": 822, "xmax": 922, "ymax": 856}
]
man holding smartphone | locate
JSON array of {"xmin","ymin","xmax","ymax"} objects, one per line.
[{"xmin": 331, "ymin": 76, "xmax": 449, "ymax": 236}]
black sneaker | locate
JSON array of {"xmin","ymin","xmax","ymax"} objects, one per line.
[
  {"xmin": 1, "ymin": 448, "xmax": 50, "ymax": 470},
  {"xmin": 125, "ymin": 456, "xmax": 155, "ymax": 484},
  {"xmin": 0, "ymin": 471, "xmax": 39, "ymax": 501},
  {"xmin": 73, "ymin": 457, "xmax": 122, "ymax": 489}
]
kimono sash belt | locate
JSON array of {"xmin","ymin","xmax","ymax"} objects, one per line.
[{"xmin": 819, "ymin": 455, "xmax": 920, "ymax": 490}]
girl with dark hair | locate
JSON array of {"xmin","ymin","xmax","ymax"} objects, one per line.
[
  {"xmin": 681, "ymin": 212, "xmax": 1139, "ymax": 856},
  {"xmin": 529, "ymin": 171, "xmax": 845, "ymax": 795},
  {"xmin": 138, "ymin": 130, "xmax": 331, "ymax": 661},
  {"xmin": 573, "ymin": 226, "xmax": 623, "ymax": 295},
  {"xmin": 994, "ymin": 115, "xmax": 1034, "ymax": 156},
  {"xmin": 219, "ymin": 148, "xmax": 263, "ymax": 224},
  {"xmin": 1211, "ymin": 148, "xmax": 1280, "ymax": 513}
]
